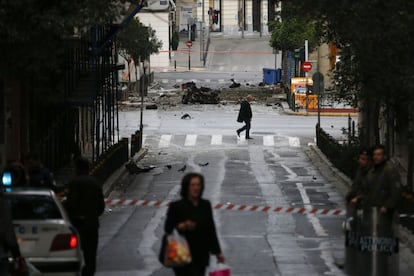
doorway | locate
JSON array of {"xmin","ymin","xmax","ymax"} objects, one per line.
[{"xmin": 252, "ymin": 0, "xmax": 261, "ymax": 32}]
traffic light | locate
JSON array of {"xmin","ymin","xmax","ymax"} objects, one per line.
[{"xmin": 294, "ymin": 47, "xmax": 305, "ymax": 61}]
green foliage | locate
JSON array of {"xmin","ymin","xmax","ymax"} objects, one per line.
[
  {"xmin": 0, "ymin": 0, "xmax": 123, "ymax": 78},
  {"xmin": 269, "ymin": 18, "xmax": 320, "ymax": 51},
  {"xmin": 117, "ymin": 18, "xmax": 163, "ymax": 63},
  {"xmin": 284, "ymin": 0, "xmax": 414, "ymax": 143},
  {"xmin": 171, "ymin": 32, "xmax": 179, "ymax": 50}
]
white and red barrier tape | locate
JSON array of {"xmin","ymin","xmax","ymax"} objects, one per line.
[
  {"xmin": 105, "ymin": 198, "xmax": 414, "ymax": 218},
  {"xmin": 104, "ymin": 198, "xmax": 346, "ymax": 216}
]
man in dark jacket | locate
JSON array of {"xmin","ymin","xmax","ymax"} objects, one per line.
[
  {"xmin": 65, "ymin": 157, "xmax": 105, "ymax": 276},
  {"xmin": 346, "ymin": 148, "xmax": 372, "ymax": 204},
  {"xmin": 365, "ymin": 145, "xmax": 401, "ymax": 213},
  {"xmin": 236, "ymin": 95, "xmax": 253, "ymax": 139},
  {"xmin": 0, "ymin": 189, "xmax": 23, "ymax": 275},
  {"xmin": 25, "ymin": 153, "xmax": 55, "ymax": 190}
]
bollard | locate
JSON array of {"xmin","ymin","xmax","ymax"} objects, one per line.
[{"xmin": 353, "ymin": 207, "xmax": 399, "ymax": 276}]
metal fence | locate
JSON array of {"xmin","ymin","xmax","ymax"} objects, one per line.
[
  {"xmin": 316, "ymin": 124, "xmax": 359, "ymax": 179},
  {"xmin": 89, "ymin": 138, "xmax": 129, "ymax": 184}
]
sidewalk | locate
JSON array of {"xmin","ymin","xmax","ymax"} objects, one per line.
[
  {"xmin": 281, "ymin": 101, "xmax": 358, "ymax": 117},
  {"xmin": 167, "ymin": 32, "xmax": 273, "ymax": 72},
  {"xmin": 169, "ymin": 34, "xmax": 207, "ymax": 72},
  {"xmin": 53, "ymin": 148, "xmax": 147, "ymax": 197}
]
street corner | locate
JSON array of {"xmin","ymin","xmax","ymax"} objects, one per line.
[{"xmin": 167, "ymin": 66, "xmax": 207, "ymax": 73}]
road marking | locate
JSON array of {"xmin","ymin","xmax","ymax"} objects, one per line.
[
  {"xmin": 190, "ymin": 79, "xmax": 198, "ymax": 83},
  {"xmin": 145, "ymin": 134, "xmax": 304, "ymax": 148},
  {"xmin": 205, "ymin": 79, "xmax": 211, "ymax": 83},
  {"xmin": 211, "ymin": 134, "xmax": 222, "ymax": 145},
  {"xmin": 237, "ymin": 138, "xmax": 247, "ymax": 145},
  {"xmin": 176, "ymin": 79, "xmax": 183, "ymax": 83},
  {"xmin": 289, "ymin": 137, "xmax": 300, "ymax": 147},
  {"xmin": 142, "ymin": 135, "xmax": 147, "ymax": 145},
  {"xmin": 218, "ymin": 79, "xmax": 225, "ymax": 83},
  {"xmin": 184, "ymin": 134, "xmax": 197, "ymax": 146},
  {"xmin": 296, "ymin": 183, "xmax": 328, "ymax": 237},
  {"xmin": 136, "ymin": 185, "xmax": 180, "ymax": 276},
  {"xmin": 158, "ymin": 135, "xmax": 172, "ymax": 148},
  {"xmin": 161, "ymin": 79, "xmax": 168, "ymax": 84},
  {"xmin": 263, "ymin": 135, "xmax": 274, "ymax": 147},
  {"xmin": 281, "ymin": 163, "xmax": 298, "ymax": 180}
]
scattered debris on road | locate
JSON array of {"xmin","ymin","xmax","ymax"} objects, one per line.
[
  {"xmin": 198, "ymin": 162, "xmax": 209, "ymax": 166},
  {"xmin": 229, "ymin": 78, "xmax": 241, "ymax": 88},
  {"xmin": 181, "ymin": 113, "xmax": 192, "ymax": 119},
  {"xmin": 146, "ymin": 104, "xmax": 158, "ymax": 110},
  {"xmin": 125, "ymin": 162, "xmax": 156, "ymax": 174},
  {"xmin": 177, "ymin": 165, "xmax": 187, "ymax": 172}
]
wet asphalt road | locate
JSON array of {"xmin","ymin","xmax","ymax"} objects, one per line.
[{"xmin": 95, "ymin": 104, "xmax": 351, "ymax": 276}]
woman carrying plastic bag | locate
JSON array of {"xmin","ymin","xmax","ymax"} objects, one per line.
[
  {"xmin": 159, "ymin": 229, "xmax": 192, "ymax": 267},
  {"xmin": 162, "ymin": 173, "xmax": 225, "ymax": 276}
]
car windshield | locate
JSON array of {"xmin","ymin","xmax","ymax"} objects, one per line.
[{"xmin": 5, "ymin": 194, "xmax": 62, "ymax": 220}]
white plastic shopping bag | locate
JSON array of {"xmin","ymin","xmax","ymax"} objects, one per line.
[
  {"xmin": 161, "ymin": 229, "xmax": 192, "ymax": 267},
  {"xmin": 209, "ymin": 263, "xmax": 231, "ymax": 276}
]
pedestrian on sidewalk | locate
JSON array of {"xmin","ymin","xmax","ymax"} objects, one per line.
[
  {"xmin": 0, "ymin": 188, "xmax": 26, "ymax": 275},
  {"xmin": 65, "ymin": 157, "xmax": 105, "ymax": 276},
  {"xmin": 365, "ymin": 145, "xmax": 401, "ymax": 213},
  {"xmin": 346, "ymin": 148, "xmax": 372, "ymax": 206},
  {"xmin": 236, "ymin": 95, "xmax": 253, "ymax": 139},
  {"xmin": 164, "ymin": 173, "xmax": 225, "ymax": 276},
  {"xmin": 24, "ymin": 153, "xmax": 55, "ymax": 190}
]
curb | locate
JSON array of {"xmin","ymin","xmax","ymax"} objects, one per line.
[
  {"xmin": 286, "ymin": 111, "xmax": 358, "ymax": 117},
  {"xmin": 166, "ymin": 67, "xmax": 207, "ymax": 72},
  {"xmin": 308, "ymin": 144, "xmax": 352, "ymax": 190},
  {"xmin": 102, "ymin": 147, "xmax": 148, "ymax": 197},
  {"xmin": 281, "ymin": 102, "xmax": 358, "ymax": 117}
]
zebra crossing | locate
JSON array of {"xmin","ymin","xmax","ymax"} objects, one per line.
[{"xmin": 142, "ymin": 134, "xmax": 301, "ymax": 149}]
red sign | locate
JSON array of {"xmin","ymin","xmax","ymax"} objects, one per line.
[
  {"xmin": 186, "ymin": 40, "xmax": 193, "ymax": 47},
  {"xmin": 301, "ymin": 61, "xmax": 313, "ymax": 72}
]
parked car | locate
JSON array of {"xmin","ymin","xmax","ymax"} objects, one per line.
[{"xmin": 4, "ymin": 188, "xmax": 83, "ymax": 275}]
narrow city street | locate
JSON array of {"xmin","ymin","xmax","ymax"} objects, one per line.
[
  {"xmin": 96, "ymin": 104, "xmax": 351, "ymax": 276},
  {"xmin": 5, "ymin": 2, "xmax": 414, "ymax": 276}
]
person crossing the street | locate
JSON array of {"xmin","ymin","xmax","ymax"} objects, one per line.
[{"xmin": 236, "ymin": 95, "xmax": 254, "ymax": 139}]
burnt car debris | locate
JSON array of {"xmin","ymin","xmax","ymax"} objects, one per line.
[{"xmin": 181, "ymin": 82, "xmax": 220, "ymax": 104}]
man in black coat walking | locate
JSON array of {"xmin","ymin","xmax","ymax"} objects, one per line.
[
  {"xmin": 237, "ymin": 95, "xmax": 253, "ymax": 139},
  {"xmin": 65, "ymin": 157, "xmax": 105, "ymax": 276}
]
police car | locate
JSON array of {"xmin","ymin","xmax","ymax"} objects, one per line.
[{"xmin": 3, "ymin": 188, "xmax": 83, "ymax": 275}]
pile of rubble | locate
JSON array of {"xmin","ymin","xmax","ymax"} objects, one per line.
[{"xmin": 181, "ymin": 82, "xmax": 220, "ymax": 104}]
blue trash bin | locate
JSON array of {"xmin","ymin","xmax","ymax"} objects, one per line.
[{"xmin": 263, "ymin": 68, "xmax": 281, "ymax": 84}]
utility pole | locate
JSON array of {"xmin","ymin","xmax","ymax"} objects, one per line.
[
  {"xmin": 201, "ymin": 0, "xmax": 205, "ymax": 62},
  {"xmin": 305, "ymin": 40, "xmax": 309, "ymax": 113},
  {"xmin": 242, "ymin": 0, "xmax": 245, "ymax": 38}
]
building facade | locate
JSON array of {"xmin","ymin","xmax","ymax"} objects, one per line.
[
  {"xmin": 135, "ymin": 2, "xmax": 172, "ymax": 69},
  {"xmin": 176, "ymin": 0, "xmax": 280, "ymax": 36}
]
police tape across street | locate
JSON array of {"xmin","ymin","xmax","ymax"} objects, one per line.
[{"xmin": 103, "ymin": 198, "xmax": 413, "ymax": 218}]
